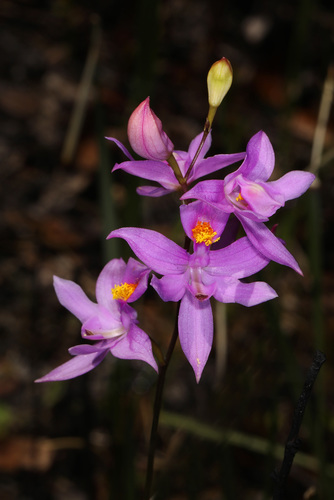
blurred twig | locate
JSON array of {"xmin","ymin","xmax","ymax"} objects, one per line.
[
  {"xmin": 61, "ymin": 16, "xmax": 102, "ymax": 164},
  {"xmin": 160, "ymin": 399, "xmax": 334, "ymax": 478},
  {"xmin": 272, "ymin": 350, "xmax": 326, "ymax": 499},
  {"xmin": 95, "ymin": 98, "xmax": 120, "ymax": 263},
  {"xmin": 308, "ymin": 63, "xmax": 334, "ymax": 186}
]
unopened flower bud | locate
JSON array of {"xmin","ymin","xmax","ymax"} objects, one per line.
[
  {"xmin": 127, "ymin": 97, "xmax": 174, "ymax": 161},
  {"xmin": 207, "ymin": 58, "xmax": 233, "ymax": 108}
]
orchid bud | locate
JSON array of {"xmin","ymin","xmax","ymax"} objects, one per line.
[
  {"xmin": 207, "ymin": 58, "xmax": 233, "ymax": 108},
  {"xmin": 127, "ymin": 97, "xmax": 174, "ymax": 161}
]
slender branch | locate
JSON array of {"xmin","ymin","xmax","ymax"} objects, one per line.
[
  {"xmin": 143, "ymin": 236, "xmax": 191, "ymax": 500},
  {"xmin": 272, "ymin": 350, "xmax": 326, "ymax": 499}
]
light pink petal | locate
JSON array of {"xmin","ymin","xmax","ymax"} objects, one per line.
[
  {"xmin": 81, "ymin": 306, "xmax": 124, "ymax": 341},
  {"xmin": 238, "ymin": 131, "xmax": 275, "ymax": 181},
  {"xmin": 241, "ymin": 217, "xmax": 302, "ymax": 274},
  {"xmin": 96, "ymin": 259, "xmax": 126, "ymax": 310},
  {"xmin": 106, "ymin": 137, "xmax": 135, "ymax": 160},
  {"xmin": 110, "ymin": 324, "xmax": 158, "ymax": 372},
  {"xmin": 136, "ymin": 185, "xmax": 173, "ymax": 197},
  {"xmin": 35, "ymin": 350, "xmax": 109, "ymax": 382},
  {"xmin": 69, "ymin": 341, "xmax": 111, "ymax": 355},
  {"xmin": 181, "ymin": 180, "xmax": 233, "ymax": 213},
  {"xmin": 207, "ymin": 237, "xmax": 271, "ymax": 278},
  {"xmin": 185, "ymin": 265, "xmax": 217, "ymax": 299},
  {"xmin": 237, "ymin": 176, "xmax": 283, "ymax": 218},
  {"xmin": 214, "ymin": 280, "xmax": 277, "ymax": 306},
  {"xmin": 151, "ymin": 274, "xmax": 186, "ymax": 302},
  {"xmin": 122, "ymin": 257, "xmax": 151, "ymax": 302},
  {"xmin": 266, "ymin": 171, "xmax": 315, "ymax": 201},
  {"xmin": 112, "ymin": 160, "xmax": 178, "ymax": 190},
  {"xmin": 107, "ymin": 227, "xmax": 189, "ymax": 275},
  {"xmin": 180, "ymin": 200, "xmax": 228, "ymax": 242},
  {"xmin": 178, "ymin": 292, "xmax": 213, "ymax": 382},
  {"xmin": 53, "ymin": 276, "xmax": 98, "ymax": 324},
  {"xmin": 190, "ymin": 152, "xmax": 245, "ymax": 183}
]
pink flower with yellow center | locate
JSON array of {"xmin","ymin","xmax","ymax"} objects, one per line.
[
  {"xmin": 108, "ymin": 202, "xmax": 277, "ymax": 382},
  {"xmin": 182, "ymin": 131, "xmax": 315, "ymax": 273},
  {"xmin": 35, "ymin": 258, "xmax": 157, "ymax": 382}
]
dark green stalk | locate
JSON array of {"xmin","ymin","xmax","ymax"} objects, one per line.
[
  {"xmin": 184, "ymin": 119, "xmax": 211, "ymax": 182},
  {"xmin": 143, "ymin": 301, "xmax": 181, "ymax": 500},
  {"xmin": 144, "ymin": 236, "xmax": 191, "ymax": 500}
]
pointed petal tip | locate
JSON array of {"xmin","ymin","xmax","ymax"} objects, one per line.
[
  {"xmin": 193, "ymin": 358, "xmax": 205, "ymax": 383},
  {"xmin": 296, "ymin": 266, "xmax": 303, "ymax": 277},
  {"xmin": 34, "ymin": 375, "xmax": 56, "ymax": 383}
]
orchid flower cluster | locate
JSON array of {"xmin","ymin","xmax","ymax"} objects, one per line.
[{"xmin": 36, "ymin": 58, "xmax": 315, "ymax": 385}]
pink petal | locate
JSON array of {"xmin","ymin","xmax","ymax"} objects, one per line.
[
  {"xmin": 107, "ymin": 227, "xmax": 189, "ymax": 275},
  {"xmin": 214, "ymin": 280, "xmax": 277, "ymax": 306},
  {"xmin": 81, "ymin": 306, "xmax": 125, "ymax": 340},
  {"xmin": 241, "ymin": 218, "xmax": 302, "ymax": 274},
  {"xmin": 266, "ymin": 171, "xmax": 315, "ymax": 201},
  {"xmin": 181, "ymin": 180, "xmax": 233, "ymax": 213},
  {"xmin": 35, "ymin": 350, "xmax": 109, "ymax": 382},
  {"xmin": 178, "ymin": 292, "xmax": 213, "ymax": 382},
  {"xmin": 53, "ymin": 276, "xmax": 98, "ymax": 324},
  {"xmin": 238, "ymin": 131, "xmax": 275, "ymax": 181},
  {"xmin": 111, "ymin": 325, "xmax": 158, "ymax": 372},
  {"xmin": 69, "ymin": 342, "xmax": 111, "ymax": 355},
  {"xmin": 112, "ymin": 160, "xmax": 178, "ymax": 190},
  {"xmin": 180, "ymin": 200, "xmax": 228, "ymax": 242},
  {"xmin": 122, "ymin": 257, "xmax": 151, "ymax": 302},
  {"xmin": 207, "ymin": 237, "xmax": 271, "ymax": 278},
  {"xmin": 136, "ymin": 185, "xmax": 173, "ymax": 197},
  {"xmin": 106, "ymin": 137, "xmax": 134, "ymax": 160},
  {"xmin": 96, "ymin": 259, "xmax": 126, "ymax": 310},
  {"xmin": 151, "ymin": 274, "xmax": 186, "ymax": 302}
]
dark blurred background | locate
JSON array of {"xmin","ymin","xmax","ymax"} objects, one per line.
[{"xmin": 0, "ymin": 0, "xmax": 333, "ymax": 499}]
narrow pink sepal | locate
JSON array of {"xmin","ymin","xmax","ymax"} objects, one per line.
[
  {"xmin": 107, "ymin": 227, "xmax": 189, "ymax": 275},
  {"xmin": 35, "ymin": 350, "xmax": 109, "ymax": 382},
  {"xmin": 53, "ymin": 276, "xmax": 98, "ymax": 324},
  {"xmin": 178, "ymin": 292, "xmax": 213, "ymax": 383}
]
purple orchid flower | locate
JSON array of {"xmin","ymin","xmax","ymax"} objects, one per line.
[
  {"xmin": 107, "ymin": 203, "xmax": 277, "ymax": 382},
  {"xmin": 107, "ymin": 130, "xmax": 245, "ymax": 198},
  {"xmin": 181, "ymin": 131, "xmax": 315, "ymax": 273},
  {"xmin": 35, "ymin": 258, "xmax": 158, "ymax": 383}
]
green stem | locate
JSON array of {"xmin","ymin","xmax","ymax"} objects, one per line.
[
  {"xmin": 184, "ymin": 118, "xmax": 211, "ymax": 182},
  {"xmin": 143, "ymin": 236, "xmax": 190, "ymax": 500},
  {"xmin": 143, "ymin": 302, "xmax": 180, "ymax": 500}
]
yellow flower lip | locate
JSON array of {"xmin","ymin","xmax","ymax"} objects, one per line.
[
  {"xmin": 112, "ymin": 282, "xmax": 138, "ymax": 301},
  {"xmin": 192, "ymin": 220, "xmax": 220, "ymax": 246}
]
